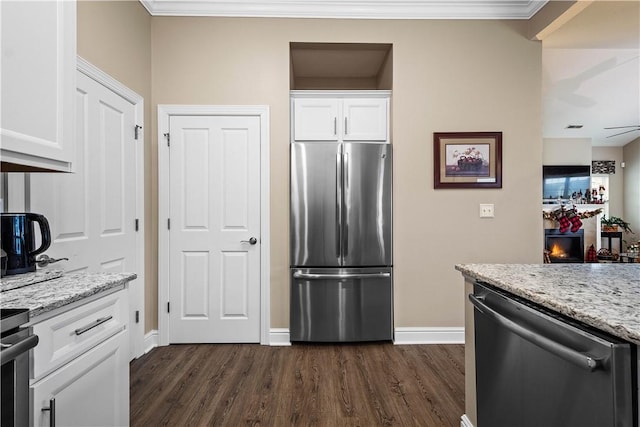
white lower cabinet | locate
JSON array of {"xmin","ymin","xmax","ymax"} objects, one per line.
[
  {"xmin": 31, "ymin": 331, "xmax": 129, "ymax": 427},
  {"xmin": 30, "ymin": 289, "xmax": 130, "ymax": 427}
]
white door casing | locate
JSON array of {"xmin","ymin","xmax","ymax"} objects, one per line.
[
  {"xmin": 158, "ymin": 105, "xmax": 270, "ymax": 345},
  {"xmin": 29, "ymin": 58, "xmax": 145, "ymax": 360}
]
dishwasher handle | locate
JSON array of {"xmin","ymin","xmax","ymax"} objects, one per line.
[
  {"xmin": 293, "ymin": 271, "xmax": 390, "ymax": 280},
  {"xmin": 469, "ymin": 293, "xmax": 602, "ymax": 372}
]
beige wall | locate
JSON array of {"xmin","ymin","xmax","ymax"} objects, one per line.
[
  {"xmin": 79, "ymin": 8, "xmax": 544, "ymax": 332},
  {"xmin": 592, "ymin": 146, "xmax": 624, "ymax": 218},
  {"xmin": 152, "ymin": 17, "xmax": 543, "ymax": 329},
  {"xmin": 623, "ymin": 137, "xmax": 640, "ymax": 245},
  {"xmin": 543, "ymin": 137, "xmax": 592, "ymax": 165},
  {"xmin": 77, "ymin": 1, "xmax": 155, "ymax": 330}
]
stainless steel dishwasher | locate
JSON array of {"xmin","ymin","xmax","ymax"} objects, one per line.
[{"xmin": 470, "ymin": 281, "xmax": 637, "ymax": 427}]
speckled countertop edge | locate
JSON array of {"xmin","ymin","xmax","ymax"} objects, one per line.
[
  {"xmin": 0, "ymin": 272, "xmax": 137, "ymax": 319},
  {"xmin": 455, "ymin": 263, "xmax": 640, "ymax": 345},
  {"xmin": 0, "ymin": 269, "xmax": 64, "ymax": 292}
]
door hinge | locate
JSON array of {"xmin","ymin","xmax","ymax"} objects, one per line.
[
  {"xmin": 135, "ymin": 218, "xmax": 139, "ymax": 231},
  {"xmin": 135, "ymin": 125, "xmax": 142, "ymax": 140},
  {"xmin": 135, "ymin": 310, "xmax": 140, "ymax": 323},
  {"xmin": 167, "ymin": 302, "xmax": 170, "ymax": 313},
  {"xmin": 164, "ymin": 132, "xmax": 170, "ymax": 146},
  {"xmin": 167, "ymin": 218, "xmax": 171, "ymax": 229}
]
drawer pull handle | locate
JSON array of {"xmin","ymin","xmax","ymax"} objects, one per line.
[{"xmin": 75, "ymin": 315, "xmax": 113, "ymax": 336}]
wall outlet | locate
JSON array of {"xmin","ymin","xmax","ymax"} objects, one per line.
[{"xmin": 479, "ymin": 203, "xmax": 494, "ymax": 218}]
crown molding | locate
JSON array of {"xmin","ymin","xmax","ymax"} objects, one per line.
[{"xmin": 139, "ymin": 0, "xmax": 548, "ymax": 20}]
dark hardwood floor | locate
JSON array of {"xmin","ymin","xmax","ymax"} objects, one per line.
[{"xmin": 130, "ymin": 343, "xmax": 465, "ymax": 426}]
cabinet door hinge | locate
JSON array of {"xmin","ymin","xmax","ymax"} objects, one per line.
[
  {"xmin": 164, "ymin": 132, "xmax": 170, "ymax": 146},
  {"xmin": 135, "ymin": 218, "xmax": 139, "ymax": 231},
  {"xmin": 167, "ymin": 302, "xmax": 170, "ymax": 313},
  {"xmin": 135, "ymin": 310, "xmax": 140, "ymax": 323},
  {"xmin": 135, "ymin": 125, "xmax": 143, "ymax": 140}
]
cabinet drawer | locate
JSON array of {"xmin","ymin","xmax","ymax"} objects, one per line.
[{"xmin": 32, "ymin": 289, "xmax": 127, "ymax": 381}]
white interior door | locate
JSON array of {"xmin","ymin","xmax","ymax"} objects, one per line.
[
  {"xmin": 168, "ymin": 115, "xmax": 261, "ymax": 343},
  {"xmin": 29, "ymin": 68, "xmax": 143, "ymax": 359}
]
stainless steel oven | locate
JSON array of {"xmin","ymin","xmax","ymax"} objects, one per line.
[{"xmin": 1, "ymin": 308, "xmax": 39, "ymax": 427}]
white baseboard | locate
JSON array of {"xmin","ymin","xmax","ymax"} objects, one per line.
[
  {"xmin": 268, "ymin": 328, "xmax": 292, "ymax": 346},
  {"xmin": 143, "ymin": 327, "xmax": 463, "ymax": 347},
  {"xmin": 267, "ymin": 327, "xmax": 464, "ymax": 346},
  {"xmin": 393, "ymin": 327, "xmax": 465, "ymax": 344},
  {"xmin": 145, "ymin": 329, "xmax": 288, "ymax": 348},
  {"xmin": 144, "ymin": 329, "xmax": 159, "ymax": 353},
  {"xmin": 460, "ymin": 414, "xmax": 474, "ymax": 427}
]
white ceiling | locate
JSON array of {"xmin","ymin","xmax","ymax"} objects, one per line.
[
  {"xmin": 139, "ymin": 0, "xmax": 640, "ymax": 147},
  {"xmin": 541, "ymin": 1, "xmax": 640, "ymax": 147}
]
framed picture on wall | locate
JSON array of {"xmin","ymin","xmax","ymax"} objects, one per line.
[{"xmin": 433, "ymin": 131, "xmax": 502, "ymax": 189}]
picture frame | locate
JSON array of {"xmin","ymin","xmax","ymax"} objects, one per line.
[{"xmin": 433, "ymin": 131, "xmax": 502, "ymax": 189}]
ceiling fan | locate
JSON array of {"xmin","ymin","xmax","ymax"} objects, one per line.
[{"xmin": 605, "ymin": 125, "xmax": 640, "ymax": 138}]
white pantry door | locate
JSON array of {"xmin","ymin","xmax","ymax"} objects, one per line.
[
  {"xmin": 29, "ymin": 69, "xmax": 141, "ymax": 357},
  {"xmin": 168, "ymin": 115, "xmax": 261, "ymax": 343}
]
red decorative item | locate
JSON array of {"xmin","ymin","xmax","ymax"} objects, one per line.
[
  {"xmin": 586, "ymin": 244, "xmax": 597, "ymax": 263},
  {"xmin": 566, "ymin": 208, "xmax": 583, "ymax": 233},
  {"xmin": 555, "ymin": 208, "xmax": 570, "ymax": 233}
]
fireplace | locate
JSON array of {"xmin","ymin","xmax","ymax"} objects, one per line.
[{"xmin": 544, "ymin": 229, "xmax": 584, "ymax": 263}]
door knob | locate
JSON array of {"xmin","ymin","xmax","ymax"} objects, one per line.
[
  {"xmin": 241, "ymin": 237, "xmax": 257, "ymax": 245},
  {"xmin": 36, "ymin": 254, "xmax": 69, "ymax": 267}
]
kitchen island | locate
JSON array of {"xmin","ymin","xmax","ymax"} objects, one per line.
[{"xmin": 456, "ymin": 263, "xmax": 640, "ymax": 427}]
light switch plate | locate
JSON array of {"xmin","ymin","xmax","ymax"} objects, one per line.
[{"xmin": 479, "ymin": 203, "xmax": 494, "ymax": 218}]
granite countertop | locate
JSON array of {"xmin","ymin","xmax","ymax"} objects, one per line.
[
  {"xmin": 455, "ymin": 263, "xmax": 640, "ymax": 345},
  {"xmin": 0, "ymin": 272, "xmax": 137, "ymax": 319},
  {"xmin": 0, "ymin": 269, "xmax": 65, "ymax": 292}
]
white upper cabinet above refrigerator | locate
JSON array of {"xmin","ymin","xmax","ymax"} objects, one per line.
[
  {"xmin": 291, "ymin": 91, "xmax": 390, "ymax": 143},
  {"xmin": 341, "ymin": 98, "xmax": 388, "ymax": 142},
  {"xmin": 1, "ymin": 0, "xmax": 77, "ymax": 172},
  {"xmin": 292, "ymin": 97, "xmax": 340, "ymax": 141}
]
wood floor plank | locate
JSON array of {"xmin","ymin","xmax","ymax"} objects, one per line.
[{"xmin": 130, "ymin": 343, "xmax": 465, "ymax": 426}]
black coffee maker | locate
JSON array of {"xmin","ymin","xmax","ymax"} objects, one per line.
[{"xmin": 1, "ymin": 213, "xmax": 51, "ymax": 276}]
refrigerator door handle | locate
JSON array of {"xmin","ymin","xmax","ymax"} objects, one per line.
[
  {"xmin": 336, "ymin": 149, "xmax": 342, "ymax": 259},
  {"xmin": 293, "ymin": 271, "xmax": 391, "ymax": 280},
  {"xmin": 343, "ymin": 151, "xmax": 349, "ymax": 257},
  {"xmin": 469, "ymin": 293, "xmax": 602, "ymax": 371}
]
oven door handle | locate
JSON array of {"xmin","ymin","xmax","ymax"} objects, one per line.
[
  {"xmin": 0, "ymin": 334, "xmax": 39, "ymax": 364},
  {"xmin": 293, "ymin": 272, "xmax": 390, "ymax": 280},
  {"xmin": 469, "ymin": 294, "xmax": 601, "ymax": 372}
]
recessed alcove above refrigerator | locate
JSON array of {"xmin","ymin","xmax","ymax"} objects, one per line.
[{"xmin": 290, "ymin": 42, "xmax": 392, "ymax": 90}]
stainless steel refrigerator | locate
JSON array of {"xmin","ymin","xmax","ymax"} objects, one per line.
[{"xmin": 290, "ymin": 142, "xmax": 393, "ymax": 342}]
